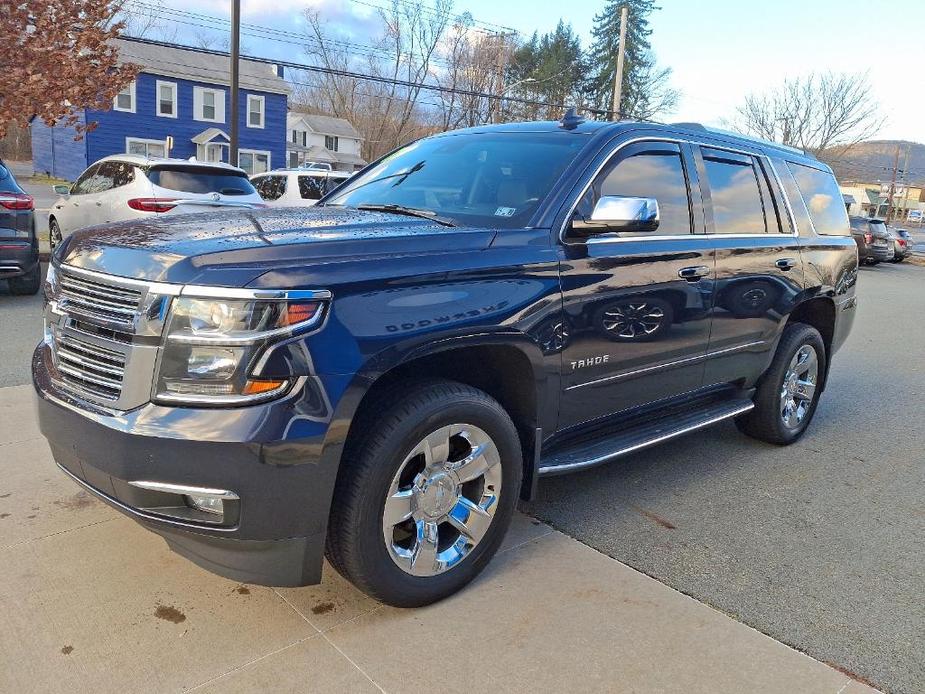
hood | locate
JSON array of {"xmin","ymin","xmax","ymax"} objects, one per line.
[{"xmin": 58, "ymin": 207, "xmax": 497, "ymax": 286}]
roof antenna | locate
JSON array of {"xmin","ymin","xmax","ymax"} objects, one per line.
[{"xmin": 559, "ymin": 107, "xmax": 585, "ymax": 131}]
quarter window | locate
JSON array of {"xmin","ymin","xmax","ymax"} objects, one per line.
[
  {"xmin": 702, "ymin": 150, "xmax": 767, "ymax": 234},
  {"xmin": 787, "ymin": 162, "xmax": 850, "ymax": 236},
  {"xmin": 588, "ymin": 145, "xmax": 692, "ymax": 236}
]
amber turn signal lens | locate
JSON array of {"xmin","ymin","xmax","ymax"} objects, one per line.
[
  {"xmin": 242, "ymin": 379, "xmax": 287, "ymax": 395},
  {"xmin": 282, "ymin": 301, "xmax": 321, "ymax": 327}
]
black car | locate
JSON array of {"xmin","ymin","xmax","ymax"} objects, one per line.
[
  {"xmin": 849, "ymin": 216, "xmax": 893, "ymax": 264},
  {"xmin": 33, "ymin": 117, "xmax": 858, "ymax": 606},
  {"xmin": 0, "ymin": 159, "xmax": 39, "ymax": 294}
]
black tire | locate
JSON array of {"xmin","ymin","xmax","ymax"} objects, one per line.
[
  {"xmin": 893, "ymin": 256, "xmax": 904, "ymax": 263},
  {"xmin": 8, "ymin": 263, "xmax": 41, "ymax": 296},
  {"xmin": 49, "ymin": 218, "xmax": 62, "ymax": 251},
  {"xmin": 735, "ymin": 322, "xmax": 827, "ymax": 445},
  {"xmin": 326, "ymin": 379, "xmax": 523, "ymax": 607}
]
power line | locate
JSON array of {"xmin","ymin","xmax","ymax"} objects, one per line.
[{"xmin": 118, "ymin": 35, "xmax": 574, "ymax": 111}]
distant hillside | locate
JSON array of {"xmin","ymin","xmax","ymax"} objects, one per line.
[{"xmin": 821, "ymin": 140, "xmax": 925, "ymax": 187}]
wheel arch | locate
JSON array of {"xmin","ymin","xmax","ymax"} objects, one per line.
[{"xmin": 786, "ymin": 296, "xmax": 836, "ymax": 388}]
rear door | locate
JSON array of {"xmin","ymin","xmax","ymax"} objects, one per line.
[{"xmin": 698, "ymin": 146, "xmax": 805, "ymax": 387}]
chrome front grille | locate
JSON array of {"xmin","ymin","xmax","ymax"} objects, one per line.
[
  {"xmin": 59, "ymin": 270, "xmax": 143, "ymax": 325},
  {"xmin": 55, "ymin": 334, "xmax": 126, "ymax": 401}
]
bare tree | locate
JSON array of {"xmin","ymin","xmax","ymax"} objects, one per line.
[
  {"xmin": 110, "ymin": 0, "xmax": 180, "ymax": 42},
  {"xmin": 619, "ymin": 52, "xmax": 679, "ymax": 121},
  {"xmin": 730, "ymin": 72, "xmax": 884, "ymax": 156},
  {"xmin": 300, "ymin": 0, "xmax": 451, "ymax": 161}
]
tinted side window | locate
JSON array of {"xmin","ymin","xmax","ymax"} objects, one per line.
[
  {"xmin": 71, "ymin": 164, "xmax": 100, "ymax": 195},
  {"xmin": 298, "ymin": 175, "xmax": 326, "ymax": 200},
  {"xmin": 787, "ymin": 162, "xmax": 849, "ymax": 236},
  {"xmin": 590, "ymin": 148, "xmax": 692, "ymax": 236},
  {"xmin": 92, "ymin": 162, "xmax": 134, "ymax": 192},
  {"xmin": 254, "ymin": 175, "xmax": 287, "ymax": 201},
  {"xmin": 702, "ymin": 150, "xmax": 766, "ymax": 234}
]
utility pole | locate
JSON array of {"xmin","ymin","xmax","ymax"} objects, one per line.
[
  {"xmin": 886, "ymin": 144, "xmax": 900, "ymax": 222},
  {"xmin": 611, "ymin": 5, "xmax": 628, "ymax": 120},
  {"xmin": 229, "ymin": 0, "xmax": 241, "ymax": 167},
  {"xmin": 899, "ymin": 146, "xmax": 911, "ymax": 223}
]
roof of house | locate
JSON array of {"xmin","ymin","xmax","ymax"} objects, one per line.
[
  {"xmin": 287, "ymin": 112, "xmax": 363, "ymax": 139},
  {"xmin": 191, "ymin": 128, "xmax": 230, "ymax": 145},
  {"xmin": 113, "ymin": 38, "xmax": 290, "ymax": 95}
]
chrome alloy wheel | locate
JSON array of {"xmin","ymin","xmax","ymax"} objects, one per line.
[
  {"xmin": 603, "ymin": 303, "xmax": 665, "ymax": 339},
  {"xmin": 382, "ymin": 424, "xmax": 502, "ymax": 577},
  {"xmin": 780, "ymin": 344, "xmax": 818, "ymax": 429}
]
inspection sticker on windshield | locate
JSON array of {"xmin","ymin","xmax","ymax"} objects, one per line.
[{"xmin": 494, "ymin": 207, "xmax": 516, "ymax": 217}]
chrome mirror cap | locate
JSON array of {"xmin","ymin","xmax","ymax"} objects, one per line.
[{"xmin": 572, "ymin": 196, "xmax": 660, "ymax": 236}]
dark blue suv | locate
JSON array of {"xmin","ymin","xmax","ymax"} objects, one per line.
[
  {"xmin": 33, "ymin": 117, "xmax": 857, "ymax": 606},
  {"xmin": 0, "ymin": 160, "xmax": 39, "ymax": 295}
]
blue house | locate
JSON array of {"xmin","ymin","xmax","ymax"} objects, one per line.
[{"xmin": 32, "ymin": 39, "xmax": 290, "ymax": 181}]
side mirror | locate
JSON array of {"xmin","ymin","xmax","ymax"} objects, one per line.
[
  {"xmin": 53, "ymin": 184, "xmax": 71, "ymax": 196},
  {"xmin": 572, "ymin": 195, "xmax": 660, "ymax": 236}
]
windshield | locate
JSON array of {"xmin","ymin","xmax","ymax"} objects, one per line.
[
  {"xmin": 325, "ymin": 131, "xmax": 589, "ymax": 228},
  {"xmin": 146, "ymin": 166, "xmax": 256, "ymax": 196}
]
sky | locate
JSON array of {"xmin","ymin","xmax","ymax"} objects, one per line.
[{"xmin": 157, "ymin": 0, "xmax": 924, "ymax": 142}]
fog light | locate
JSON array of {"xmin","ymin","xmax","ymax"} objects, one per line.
[{"xmin": 185, "ymin": 494, "xmax": 225, "ymax": 515}]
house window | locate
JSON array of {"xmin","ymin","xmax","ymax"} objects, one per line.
[
  {"xmin": 126, "ymin": 137, "xmax": 167, "ymax": 158},
  {"xmin": 156, "ymin": 81, "xmax": 177, "ymax": 118},
  {"xmin": 247, "ymin": 95, "xmax": 265, "ymax": 128},
  {"xmin": 324, "ymin": 135, "xmax": 339, "ymax": 152},
  {"xmin": 291, "ymin": 129, "xmax": 298, "ymax": 144},
  {"xmin": 113, "ymin": 81, "xmax": 136, "ymax": 113},
  {"xmin": 238, "ymin": 149, "xmax": 270, "ymax": 175},
  {"xmin": 194, "ymin": 87, "xmax": 225, "ymax": 123}
]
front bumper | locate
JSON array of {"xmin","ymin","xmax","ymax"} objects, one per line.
[{"xmin": 33, "ymin": 344, "xmax": 349, "ymax": 587}]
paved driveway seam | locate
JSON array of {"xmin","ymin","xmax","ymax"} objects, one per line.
[
  {"xmin": 1, "ymin": 517, "xmax": 117, "ymax": 552},
  {"xmin": 273, "ymin": 588, "xmax": 388, "ymax": 693}
]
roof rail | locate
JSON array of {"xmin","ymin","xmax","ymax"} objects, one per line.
[{"xmin": 670, "ymin": 122, "xmax": 809, "ymax": 157}]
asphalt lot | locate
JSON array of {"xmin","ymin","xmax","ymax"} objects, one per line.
[
  {"xmin": 0, "ymin": 255, "xmax": 920, "ymax": 692},
  {"xmin": 531, "ymin": 261, "xmax": 925, "ymax": 693}
]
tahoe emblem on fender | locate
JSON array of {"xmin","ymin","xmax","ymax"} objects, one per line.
[{"xmin": 570, "ymin": 355, "xmax": 610, "ymax": 370}]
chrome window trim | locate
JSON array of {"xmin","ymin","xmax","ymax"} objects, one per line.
[{"xmin": 559, "ymin": 136, "xmax": 801, "ymax": 246}]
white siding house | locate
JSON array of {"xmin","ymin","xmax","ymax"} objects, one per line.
[{"xmin": 286, "ymin": 113, "xmax": 366, "ymax": 171}]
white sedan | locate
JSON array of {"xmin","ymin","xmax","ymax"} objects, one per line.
[
  {"xmin": 49, "ymin": 155, "xmax": 265, "ymax": 250},
  {"xmin": 250, "ymin": 168, "xmax": 354, "ymax": 207}
]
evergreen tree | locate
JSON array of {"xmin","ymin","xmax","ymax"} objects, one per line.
[
  {"xmin": 585, "ymin": 0, "xmax": 677, "ymax": 120},
  {"xmin": 508, "ymin": 21, "xmax": 585, "ymax": 120}
]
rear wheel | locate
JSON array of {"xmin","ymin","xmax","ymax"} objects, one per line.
[
  {"xmin": 736, "ymin": 322, "xmax": 826, "ymax": 445},
  {"xmin": 8, "ymin": 264, "xmax": 41, "ymax": 295},
  {"xmin": 326, "ymin": 380, "xmax": 522, "ymax": 607}
]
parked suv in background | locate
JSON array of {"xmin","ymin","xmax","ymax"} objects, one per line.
[
  {"xmin": 34, "ymin": 117, "xmax": 857, "ymax": 606},
  {"xmin": 849, "ymin": 216, "xmax": 893, "ymax": 264},
  {"xmin": 251, "ymin": 169, "xmax": 353, "ymax": 207},
  {"xmin": 48, "ymin": 156, "xmax": 265, "ymax": 250},
  {"xmin": 0, "ymin": 159, "xmax": 39, "ymax": 295}
]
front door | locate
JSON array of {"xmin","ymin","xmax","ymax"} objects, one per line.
[{"xmin": 557, "ymin": 140, "xmax": 715, "ymax": 431}]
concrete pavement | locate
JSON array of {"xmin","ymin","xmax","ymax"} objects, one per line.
[{"xmin": 0, "ymin": 382, "xmax": 875, "ymax": 693}]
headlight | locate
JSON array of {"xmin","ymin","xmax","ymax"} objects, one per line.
[{"xmin": 154, "ymin": 293, "xmax": 325, "ymax": 406}]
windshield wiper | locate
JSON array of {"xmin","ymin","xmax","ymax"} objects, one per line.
[{"xmin": 356, "ymin": 204, "xmax": 457, "ymax": 227}]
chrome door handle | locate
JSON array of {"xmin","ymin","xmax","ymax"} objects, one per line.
[
  {"xmin": 776, "ymin": 258, "xmax": 797, "ymax": 270},
  {"xmin": 678, "ymin": 265, "xmax": 710, "ymax": 281}
]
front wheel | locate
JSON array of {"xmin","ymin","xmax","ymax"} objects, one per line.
[
  {"xmin": 736, "ymin": 322, "xmax": 826, "ymax": 445},
  {"xmin": 49, "ymin": 218, "xmax": 62, "ymax": 251},
  {"xmin": 326, "ymin": 380, "xmax": 522, "ymax": 607}
]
